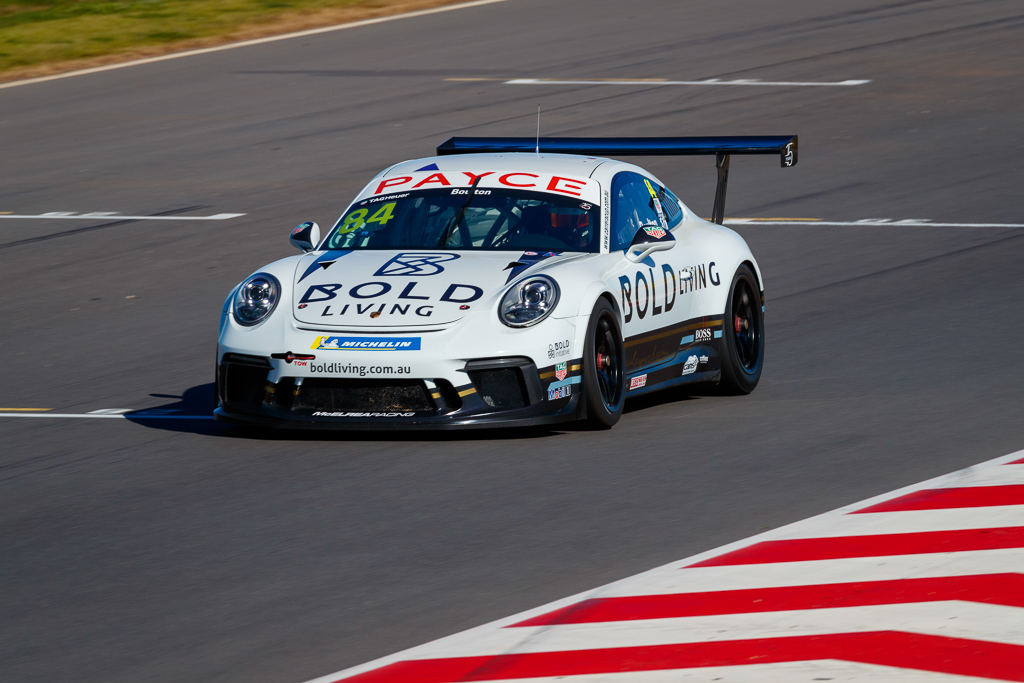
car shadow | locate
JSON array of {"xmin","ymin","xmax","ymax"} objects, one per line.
[
  {"xmin": 623, "ymin": 386, "xmax": 702, "ymax": 415},
  {"xmin": 127, "ymin": 382, "xmax": 719, "ymax": 440},
  {"xmin": 123, "ymin": 384, "xmax": 229, "ymax": 436},
  {"xmin": 126, "ymin": 383, "xmax": 562, "ymax": 441}
]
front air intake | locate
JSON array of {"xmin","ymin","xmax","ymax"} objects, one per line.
[
  {"xmin": 468, "ymin": 367, "xmax": 528, "ymax": 409},
  {"xmin": 289, "ymin": 378, "xmax": 435, "ymax": 413}
]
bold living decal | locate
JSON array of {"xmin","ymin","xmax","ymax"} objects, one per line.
[
  {"xmin": 311, "ymin": 336, "xmax": 421, "ymax": 351},
  {"xmin": 298, "ymin": 281, "xmax": 484, "ymax": 320},
  {"xmin": 548, "ymin": 339, "xmax": 571, "ymax": 359},
  {"xmin": 619, "ymin": 262, "xmax": 720, "ymax": 324}
]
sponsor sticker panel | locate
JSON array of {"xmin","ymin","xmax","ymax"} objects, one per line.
[
  {"xmin": 298, "ymin": 362, "xmax": 413, "ymax": 377},
  {"xmin": 311, "ymin": 336, "xmax": 420, "ymax": 351},
  {"xmin": 547, "ymin": 386, "xmax": 571, "ymax": 401},
  {"xmin": 311, "ymin": 411, "xmax": 416, "ymax": 418}
]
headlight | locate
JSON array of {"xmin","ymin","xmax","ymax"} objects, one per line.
[
  {"xmin": 499, "ymin": 275, "xmax": 560, "ymax": 327},
  {"xmin": 232, "ymin": 272, "xmax": 281, "ymax": 326}
]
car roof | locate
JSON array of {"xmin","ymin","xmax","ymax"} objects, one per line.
[{"xmin": 382, "ymin": 152, "xmax": 620, "ymax": 179}]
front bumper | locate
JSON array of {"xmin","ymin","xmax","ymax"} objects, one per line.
[
  {"xmin": 215, "ymin": 309, "xmax": 586, "ymax": 430},
  {"xmin": 214, "ymin": 354, "xmax": 585, "ymax": 430}
]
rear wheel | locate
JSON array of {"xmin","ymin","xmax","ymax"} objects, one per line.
[
  {"xmin": 719, "ymin": 264, "xmax": 764, "ymax": 394},
  {"xmin": 583, "ymin": 298, "xmax": 625, "ymax": 428}
]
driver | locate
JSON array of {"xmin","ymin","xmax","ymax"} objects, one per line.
[{"xmin": 545, "ymin": 206, "xmax": 592, "ymax": 249}]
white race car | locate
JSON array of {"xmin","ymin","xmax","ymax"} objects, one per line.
[{"xmin": 215, "ymin": 136, "xmax": 797, "ymax": 429}]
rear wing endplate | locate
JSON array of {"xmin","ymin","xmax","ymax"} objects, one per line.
[{"xmin": 436, "ymin": 135, "xmax": 798, "ymax": 225}]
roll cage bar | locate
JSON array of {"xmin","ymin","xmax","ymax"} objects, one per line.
[{"xmin": 436, "ymin": 135, "xmax": 798, "ymax": 225}]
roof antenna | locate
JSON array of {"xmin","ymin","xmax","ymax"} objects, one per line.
[{"xmin": 535, "ymin": 105, "xmax": 541, "ymax": 155}]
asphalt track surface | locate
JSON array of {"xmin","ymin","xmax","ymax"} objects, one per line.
[{"xmin": 2, "ymin": 1, "xmax": 1023, "ymax": 681}]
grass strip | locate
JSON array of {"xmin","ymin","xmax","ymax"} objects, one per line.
[{"xmin": 0, "ymin": 0, "xmax": 466, "ymax": 80}]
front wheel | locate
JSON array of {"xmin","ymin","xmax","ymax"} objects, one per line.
[
  {"xmin": 718, "ymin": 264, "xmax": 764, "ymax": 394},
  {"xmin": 583, "ymin": 298, "xmax": 625, "ymax": 428}
]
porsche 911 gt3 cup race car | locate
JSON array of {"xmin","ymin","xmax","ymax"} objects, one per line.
[{"xmin": 215, "ymin": 135, "xmax": 797, "ymax": 429}]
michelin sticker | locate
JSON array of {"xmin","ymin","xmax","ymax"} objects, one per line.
[{"xmin": 312, "ymin": 336, "xmax": 421, "ymax": 351}]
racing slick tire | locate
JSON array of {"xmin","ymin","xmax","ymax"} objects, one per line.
[
  {"xmin": 583, "ymin": 298, "xmax": 626, "ymax": 428},
  {"xmin": 719, "ymin": 264, "xmax": 764, "ymax": 394}
]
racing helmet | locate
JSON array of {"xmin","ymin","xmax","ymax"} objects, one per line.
[{"xmin": 547, "ymin": 205, "xmax": 592, "ymax": 248}]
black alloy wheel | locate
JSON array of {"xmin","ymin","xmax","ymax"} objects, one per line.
[
  {"xmin": 719, "ymin": 264, "xmax": 764, "ymax": 394},
  {"xmin": 583, "ymin": 298, "xmax": 625, "ymax": 428}
]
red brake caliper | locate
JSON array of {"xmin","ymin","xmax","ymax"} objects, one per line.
[
  {"xmin": 734, "ymin": 316, "xmax": 748, "ymax": 333},
  {"xmin": 596, "ymin": 353, "xmax": 610, "ymax": 370}
]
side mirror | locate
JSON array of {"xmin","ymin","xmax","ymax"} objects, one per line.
[
  {"xmin": 625, "ymin": 224, "xmax": 675, "ymax": 263},
  {"xmin": 290, "ymin": 222, "xmax": 320, "ymax": 253}
]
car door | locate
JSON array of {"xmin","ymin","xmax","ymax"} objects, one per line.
[{"xmin": 606, "ymin": 172, "xmax": 695, "ymax": 378}]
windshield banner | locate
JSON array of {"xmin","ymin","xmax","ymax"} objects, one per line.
[{"xmin": 362, "ymin": 171, "xmax": 601, "ymax": 204}]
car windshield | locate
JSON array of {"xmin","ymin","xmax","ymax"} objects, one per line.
[{"xmin": 323, "ymin": 188, "xmax": 600, "ymax": 252}]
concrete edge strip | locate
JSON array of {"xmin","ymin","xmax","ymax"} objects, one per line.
[
  {"xmin": 0, "ymin": 0, "xmax": 515, "ymax": 91},
  {"xmin": 306, "ymin": 446, "xmax": 1024, "ymax": 682}
]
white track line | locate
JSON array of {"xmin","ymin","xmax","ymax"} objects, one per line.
[
  {"xmin": 0, "ymin": 0, "xmax": 515, "ymax": 91},
  {"xmin": 0, "ymin": 212, "xmax": 244, "ymax": 221},
  {"xmin": 506, "ymin": 78, "xmax": 871, "ymax": 88}
]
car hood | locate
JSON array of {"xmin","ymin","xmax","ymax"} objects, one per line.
[{"xmin": 291, "ymin": 249, "xmax": 575, "ymax": 328}]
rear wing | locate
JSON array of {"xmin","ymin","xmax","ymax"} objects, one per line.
[{"xmin": 436, "ymin": 135, "xmax": 797, "ymax": 225}]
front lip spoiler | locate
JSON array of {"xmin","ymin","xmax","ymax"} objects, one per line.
[{"xmin": 213, "ymin": 392, "xmax": 582, "ymax": 431}]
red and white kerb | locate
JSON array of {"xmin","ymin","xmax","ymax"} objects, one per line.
[{"xmin": 308, "ymin": 448, "xmax": 1024, "ymax": 683}]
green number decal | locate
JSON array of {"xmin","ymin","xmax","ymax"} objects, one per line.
[
  {"xmin": 366, "ymin": 202, "xmax": 396, "ymax": 227},
  {"xmin": 338, "ymin": 208, "xmax": 369, "ymax": 234}
]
